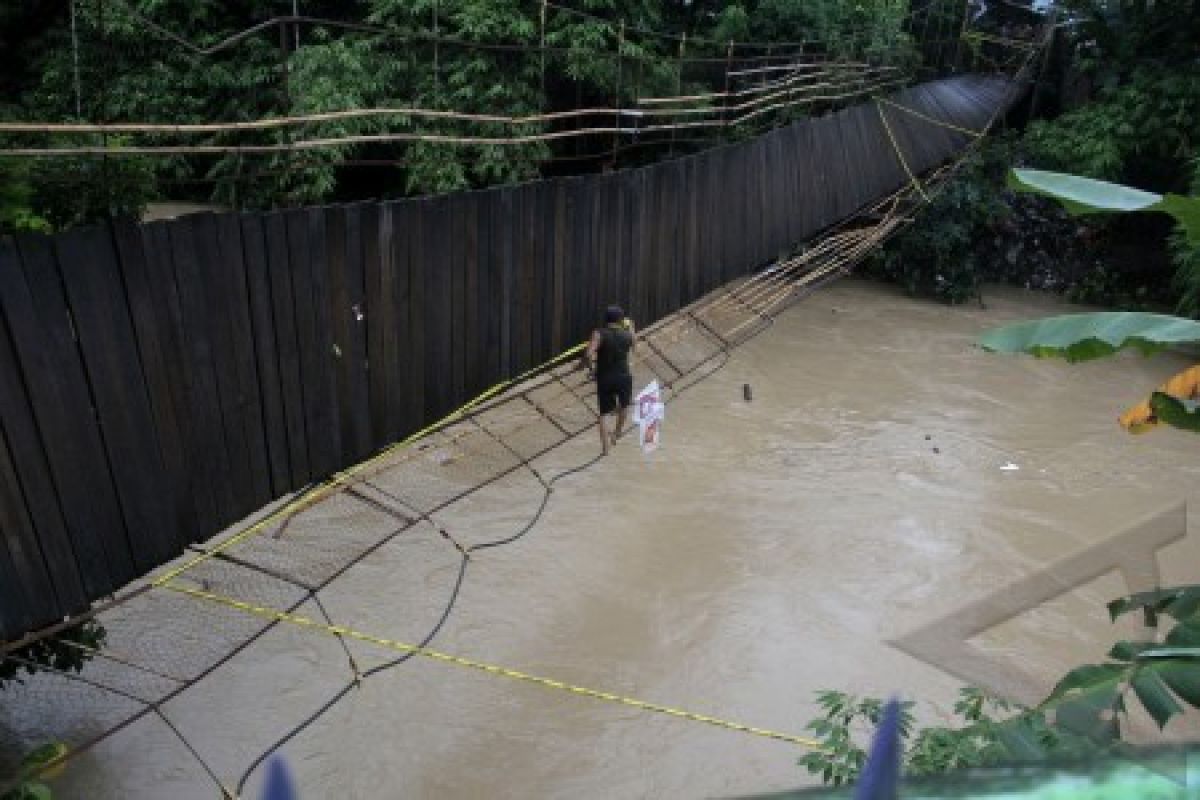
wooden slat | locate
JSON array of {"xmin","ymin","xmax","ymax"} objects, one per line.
[
  {"xmin": 550, "ymin": 181, "xmax": 567, "ymax": 353},
  {"xmin": 264, "ymin": 211, "xmax": 310, "ymax": 489},
  {"xmin": 513, "ymin": 188, "xmax": 534, "ymax": 374},
  {"xmin": 4, "ymin": 234, "xmax": 130, "ymax": 595},
  {"xmin": 366, "ymin": 202, "xmax": 392, "ymax": 446},
  {"xmin": 0, "ymin": 423, "xmax": 40, "ymax": 639},
  {"xmin": 240, "ymin": 214, "xmax": 292, "ymax": 496},
  {"xmin": 111, "ymin": 218, "xmax": 193, "ymax": 550},
  {"xmin": 215, "ymin": 213, "xmax": 273, "ymax": 510},
  {"xmin": 447, "ymin": 194, "xmax": 467, "ymax": 402},
  {"xmin": 480, "ymin": 189, "xmax": 503, "ymax": 387},
  {"xmin": 329, "ymin": 205, "xmax": 372, "ymax": 463},
  {"xmin": 537, "ymin": 182, "xmax": 556, "ymax": 362},
  {"xmin": 187, "ymin": 214, "xmax": 255, "ymax": 521},
  {"xmin": 463, "ymin": 192, "xmax": 482, "ymax": 397},
  {"xmin": 401, "ymin": 200, "xmax": 426, "ymax": 434},
  {"xmin": 0, "ymin": 303, "xmax": 74, "ymax": 633},
  {"xmin": 297, "ymin": 208, "xmax": 342, "ymax": 478},
  {"xmin": 424, "ymin": 196, "xmax": 453, "ymax": 421},
  {"xmin": 140, "ymin": 222, "xmax": 220, "ymax": 534},
  {"xmin": 495, "ymin": 188, "xmax": 514, "ymax": 380},
  {"xmin": 54, "ymin": 225, "xmax": 176, "ymax": 570}
]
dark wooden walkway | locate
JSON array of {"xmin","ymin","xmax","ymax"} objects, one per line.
[{"xmin": 0, "ymin": 76, "xmax": 1018, "ymax": 643}]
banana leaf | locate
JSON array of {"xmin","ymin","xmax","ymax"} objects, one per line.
[
  {"xmin": 977, "ymin": 312, "xmax": 1200, "ymax": 362},
  {"xmin": 1009, "ymin": 169, "xmax": 1200, "ymax": 244}
]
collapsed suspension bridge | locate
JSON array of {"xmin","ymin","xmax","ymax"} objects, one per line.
[{"xmin": 0, "ymin": 18, "xmax": 1046, "ymax": 797}]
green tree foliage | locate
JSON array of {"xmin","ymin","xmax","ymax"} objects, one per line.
[
  {"xmin": 0, "ymin": 742, "xmax": 66, "ymax": 800},
  {"xmin": 1023, "ymin": 67, "xmax": 1200, "ymax": 184},
  {"xmin": 800, "ymin": 585, "xmax": 1200, "ymax": 787},
  {"xmin": 868, "ymin": 143, "xmax": 1013, "ymax": 304},
  {"xmin": 0, "ymin": 0, "xmax": 917, "ymax": 224},
  {"xmin": 0, "ymin": 620, "xmax": 107, "ymax": 691}
]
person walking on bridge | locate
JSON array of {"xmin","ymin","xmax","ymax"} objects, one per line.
[{"xmin": 586, "ymin": 305, "xmax": 636, "ymax": 455}]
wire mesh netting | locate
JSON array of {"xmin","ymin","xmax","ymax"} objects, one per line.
[{"xmin": 0, "ymin": 163, "xmax": 982, "ymax": 795}]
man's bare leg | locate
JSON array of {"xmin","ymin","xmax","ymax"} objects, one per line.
[
  {"xmin": 598, "ymin": 413, "xmax": 611, "ymax": 455},
  {"xmin": 612, "ymin": 405, "xmax": 628, "ymax": 446}
]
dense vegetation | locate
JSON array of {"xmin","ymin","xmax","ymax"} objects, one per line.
[
  {"xmin": 0, "ymin": 0, "xmax": 924, "ymax": 230},
  {"xmin": 871, "ymin": 0, "xmax": 1200, "ymax": 317}
]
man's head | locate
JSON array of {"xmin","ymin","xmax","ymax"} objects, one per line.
[{"xmin": 604, "ymin": 305, "xmax": 625, "ymax": 325}]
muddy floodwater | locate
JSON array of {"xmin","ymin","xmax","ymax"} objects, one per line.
[{"xmin": 26, "ymin": 280, "xmax": 1200, "ymax": 798}]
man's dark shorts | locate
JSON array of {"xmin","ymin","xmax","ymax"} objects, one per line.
[{"xmin": 597, "ymin": 373, "xmax": 633, "ymax": 415}]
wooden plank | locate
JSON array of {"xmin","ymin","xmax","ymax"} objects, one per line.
[
  {"xmin": 495, "ymin": 188, "xmax": 514, "ymax": 380},
  {"xmin": 329, "ymin": 204, "xmax": 372, "ymax": 463},
  {"xmin": 111, "ymin": 218, "xmax": 194, "ymax": 551},
  {"xmin": 536, "ymin": 182, "xmax": 555, "ymax": 363},
  {"xmin": 189, "ymin": 213, "xmax": 255, "ymax": 521},
  {"xmin": 305, "ymin": 208, "xmax": 342, "ymax": 477},
  {"xmin": 587, "ymin": 179, "xmax": 605, "ymax": 331},
  {"xmin": 240, "ymin": 214, "xmax": 292, "ymax": 496},
  {"xmin": 3, "ymin": 234, "xmax": 130, "ymax": 595},
  {"xmin": 424, "ymin": 196, "xmax": 453, "ymax": 421},
  {"xmin": 383, "ymin": 201, "xmax": 412, "ymax": 442},
  {"xmin": 214, "ymin": 213, "xmax": 273, "ymax": 509},
  {"xmin": 401, "ymin": 200, "xmax": 426, "ymax": 435},
  {"xmin": 447, "ymin": 194, "xmax": 467, "ymax": 403},
  {"xmin": 54, "ymin": 225, "xmax": 176, "ymax": 571},
  {"xmin": 479, "ymin": 189, "xmax": 503, "ymax": 387},
  {"xmin": 140, "ymin": 222, "xmax": 221, "ymax": 535},
  {"xmin": 569, "ymin": 178, "xmax": 592, "ymax": 339},
  {"xmin": 632, "ymin": 169, "xmax": 651, "ymax": 324},
  {"xmin": 0, "ymin": 423, "xmax": 40, "ymax": 639},
  {"xmin": 365, "ymin": 202, "xmax": 392, "ymax": 447},
  {"xmin": 0, "ymin": 299, "xmax": 76, "ymax": 631},
  {"xmin": 287, "ymin": 208, "xmax": 340, "ymax": 480},
  {"xmin": 682, "ymin": 157, "xmax": 700, "ymax": 304},
  {"xmin": 463, "ymin": 192, "xmax": 483, "ymax": 397},
  {"xmin": 264, "ymin": 211, "xmax": 311, "ymax": 489},
  {"xmin": 665, "ymin": 161, "xmax": 683, "ymax": 314},
  {"xmin": 167, "ymin": 217, "xmax": 239, "ymax": 523},
  {"xmin": 551, "ymin": 180, "xmax": 567, "ymax": 354},
  {"xmin": 513, "ymin": 188, "xmax": 534, "ymax": 374}
]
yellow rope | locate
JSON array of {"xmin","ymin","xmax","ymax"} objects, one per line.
[
  {"xmin": 153, "ymin": 342, "xmax": 586, "ymax": 586},
  {"xmin": 874, "ymin": 100, "xmax": 929, "ymax": 203},
  {"xmin": 162, "ymin": 581, "xmax": 825, "ymax": 751},
  {"xmin": 874, "ymin": 96, "xmax": 984, "ymax": 139}
]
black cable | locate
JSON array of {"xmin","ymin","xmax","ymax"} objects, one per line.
[
  {"xmin": 234, "ymin": 551, "xmax": 468, "ymax": 796},
  {"xmin": 468, "ymin": 453, "xmax": 604, "ymax": 553}
]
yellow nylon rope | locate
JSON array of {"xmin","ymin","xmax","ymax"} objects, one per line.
[
  {"xmin": 163, "ymin": 581, "xmax": 826, "ymax": 751},
  {"xmin": 154, "ymin": 342, "xmax": 586, "ymax": 586},
  {"xmin": 874, "ymin": 95, "xmax": 984, "ymax": 139},
  {"xmin": 874, "ymin": 100, "xmax": 929, "ymax": 203}
]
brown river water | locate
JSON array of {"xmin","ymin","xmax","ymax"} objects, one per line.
[{"xmin": 28, "ymin": 280, "xmax": 1200, "ymax": 798}]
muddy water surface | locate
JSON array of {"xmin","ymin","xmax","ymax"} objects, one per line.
[{"xmin": 46, "ymin": 281, "xmax": 1200, "ymax": 798}]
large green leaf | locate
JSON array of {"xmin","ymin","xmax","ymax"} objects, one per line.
[
  {"xmin": 1148, "ymin": 660, "xmax": 1200, "ymax": 708},
  {"xmin": 1154, "ymin": 194, "xmax": 1200, "ymax": 246},
  {"xmin": 1009, "ymin": 168, "xmax": 1162, "ymax": 216},
  {"xmin": 1108, "ymin": 585, "xmax": 1200, "ymax": 623},
  {"xmin": 1165, "ymin": 619, "xmax": 1200, "ymax": 648},
  {"xmin": 1130, "ymin": 667, "xmax": 1183, "ymax": 728},
  {"xmin": 1041, "ymin": 663, "xmax": 1125, "ymax": 744},
  {"xmin": 978, "ymin": 312, "xmax": 1200, "ymax": 362},
  {"xmin": 1150, "ymin": 392, "xmax": 1200, "ymax": 432},
  {"xmin": 1009, "ymin": 169, "xmax": 1200, "ymax": 245}
]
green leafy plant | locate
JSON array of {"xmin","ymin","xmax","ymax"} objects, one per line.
[
  {"xmin": 799, "ymin": 687, "xmax": 1090, "ymax": 786},
  {"xmin": 0, "ymin": 742, "xmax": 67, "ymax": 800},
  {"xmin": 0, "ymin": 620, "xmax": 107, "ymax": 690},
  {"xmin": 1008, "ymin": 169, "xmax": 1200, "ymax": 246},
  {"xmin": 801, "ymin": 585, "xmax": 1200, "ymax": 787},
  {"xmin": 982, "ymin": 168, "xmax": 1200, "ymax": 433}
]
